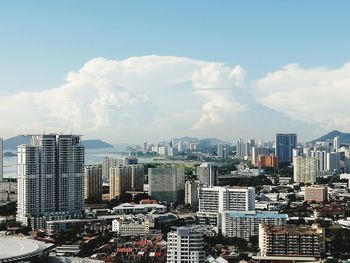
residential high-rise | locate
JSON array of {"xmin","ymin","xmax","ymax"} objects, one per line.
[
  {"xmin": 259, "ymin": 223, "xmax": 325, "ymax": 257},
  {"xmin": 84, "ymin": 165, "xmax": 102, "ymax": 201},
  {"xmin": 333, "ymin": 136, "xmax": 340, "ymax": 152},
  {"xmin": 293, "ymin": 156, "xmax": 317, "ymax": 184},
  {"xmin": 197, "ymin": 162, "xmax": 218, "ymax": 186},
  {"xmin": 109, "ymin": 164, "xmax": 144, "ymax": 199},
  {"xmin": 167, "ymin": 226, "xmax": 205, "ymax": 263},
  {"xmin": 275, "ymin": 134, "xmax": 297, "ymax": 167},
  {"xmin": 221, "ymin": 211, "xmax": 288, "ymax": 240},
  {"xmin": 217, "ymin": 144, "xmax": 228, "ymax": 159},
  {"xmin": 148, "ymin": 166, "xmax": 185, "ymax": 203},
  {"xmin": 102, "ymin": 157, "xmax": 138, "ymax": 182},
  {"xmin": 17, "ymin": 134, "xmax": 84, "ymax": 229},
  {"xmin": 197, "ymin": 186, "xmax": 255, "ymax": 226},
  {"xmin": 185, "ymin": 180, "xmax": 200, "ymax": 206},
  {"xmin": 258, "ymin": 155, "xmax": 278, "ymax": 170}
]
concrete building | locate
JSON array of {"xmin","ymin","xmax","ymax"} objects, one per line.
[
  {"xmin": 258, "ymin": 155, "xmax": 278, "ymax": 170},
  {"xmin": 259, "ymin": 223, "xmax": 325, "ymax": 257},
  {"xmin": 185, "ymin": 180, "xmax": 200, "ymax": 206},
  {"xmin": 148, "ymin": 166, "xmax": 185, "ymax": 203},
  {"xmin": 251, "ymin": 146, "xmax": 274, "ymax": 167},
  {"xmin": 293, "ymin": 156, "xmax": 317, "ymax": 184},
  {"xmin": 197, "ymin": 162, "xmax": 218, "ymax": 186},
  {"xmin": 217, "ymin": 144, "xmax": 228, "ymax": 159},
  {"xmin": 84, "ymin": 165, "xmax": 102, "ymax": 201},
  {"xmin": 17, "ymin": 134, "xmax": 84, "ymax": 229},
  {"xmin": 112, "ymin": 218, "xmax": 150, "ymax": 236},
  {"xmin": 109, "ymin": 164, "xmax": 144, "ymax": 199},
  {"xmin": 102, "ymin": 157, "xmax": 138, "ymax": 181},
  {"xmin": 304, "ymin": 185, "xmax": 328, "ymax": 203},
  {"xmin": 167, "ymin": 226, "xmax": 205, "ymax": 263},
  {"xmin": 222, "ymin": 211, "xmax": 288, "ymax": 240},
  {"xmin": 197, "ymin": 186, "xmax": 255, "ymax": 226},
  {"xmin": 275, "ymin": 134, "xmax": 297, "ymax": 167}
]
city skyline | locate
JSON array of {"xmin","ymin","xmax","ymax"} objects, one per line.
[{"xmin": 1, "ymin": 1, "xmax": 350, "ymax": 143}]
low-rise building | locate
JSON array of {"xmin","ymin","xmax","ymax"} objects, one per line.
[
  {"xmin": 113, "ymin": 203, "xmax": 167, "ymax": 214},
  {"xmin": 112, "ymin": 218, "xmax": 149, "ymax": 236},
  {"xmin": 304, "ymin": 185, "xmax": 328, "ymax": 203}
]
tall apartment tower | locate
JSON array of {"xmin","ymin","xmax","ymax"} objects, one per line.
[
  {"xmin": 275, "ymin": 134, "xmax": 297, "ymax": 168},
  {"xmin": 148, "ymin": 166, "xmax": 185, "ymax": 203},
  {"xmin": 185, "ymin": 180, "xmax": 200, "ymax": 206},
  {"xmin": 17, "ymin": 134, "xmax": 84, "ymax": 229},
  {"xmin": 0, "ymin": 138, "xmax": 3, "ymax": 182},
  {"xmin": 197, "ymin": 162, "xmax": 218, "ymax": 186},
  {"xmin": 167, "ymin": 226, "xmax": 205, "ymax": 263},
  {"xmin": 293, "ymin": 156, "xmax": 317, "ymax": 184},
  {"xmin": 84, "ymin": 165, "xmax": 103, "ymax": 201}
]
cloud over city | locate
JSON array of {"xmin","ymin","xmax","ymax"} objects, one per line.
[{"xmin": 1, "ymin": 56, "xmax": 349, "ymax": 142}]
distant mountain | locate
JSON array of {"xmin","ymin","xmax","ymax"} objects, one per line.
[
  {"xmin": 3, "ymin": 135, "xmax": 113, "ymax": 150},
  {"xmin": 312, "ymin": 130, "xmax": 350, "ymax": 143},
  {"xmin": 81, "ymin": 139, "xmax": 113, "ymax": 149}
]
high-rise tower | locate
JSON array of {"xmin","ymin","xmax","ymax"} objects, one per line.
[{"xmin": 17, "ymin": 134, "xmax": 84, "ymax": 229}]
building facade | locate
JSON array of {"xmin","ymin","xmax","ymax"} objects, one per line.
[
  {"xmin": 293, "ymin": 156, "xmax": 317, "ymax": 184},
  {"xmin": 221, "ymin": 211, "xmax": 287, "ymax": 240},
  {"xmin": 197, "ymin": 162, "xmax": 218, "ymax": 186},
  {"xmin": 184, "ymin": 180, "xmax": 200, "ymax": 206},
  {"xmin": 148, "ymin": 166, "xmax": 185, "ymax": 203},
  {"xmin": 259, "ymin": 223, "xmax": 325, "ymax": 257},
  {"xmin": 275, "ymin": 134, "xmax": 297, "ymax": 167},
  {"xmin": 17, "ymin": 134, "xmax": 84, "ymax": 229},
  {"xmin": 84, "ymin": 165, "xmax": 102, "ymax": 201},
  {"xmin": 304, "ymin": 185, "xmax": 328, "ymax": 203},
  {"xmin": 167, "ymin": 227, "xmax": 205, "ymax": 263},
  {"xmin": 197, "ymin": 186, "xmax": 255, "ymax": 226},
  {"xmin": 258, "ymin": 155, "xmax": 279, "ymax": 170}
]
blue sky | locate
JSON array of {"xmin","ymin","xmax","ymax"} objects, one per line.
[
  {"xmin": 1, "ymin": 1, "xmax": 349, "ymax": 92},
  {"xmin": 0, "ymin": 1, "xmax": 350, "ymax": 142}
]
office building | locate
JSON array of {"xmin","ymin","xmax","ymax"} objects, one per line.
[
  {"xmin": 275, "ymin": 134, "xmax": 297, "ymax": 167},
  {"xmin": 304, "ymin": 185, "xmax": 328, "ymax": 203},
  {"xmin": 197, "ymin": 186, "xmax": 255, "ymax": 226},
  {"xmin": 293, "ymin": 156, "xmax": 317, "ymax": 184},
  {"xmin": 84, "ymin": 165, "xmax": 102, "ymax": 201},
  {"xmin": 258, "ymin": 155, "xmax": 278, "ymax": 170},
  {"xmin": 197, "ymin": 162, "xmax": 218, "ymax": 186},
  {"xmin": 148, "ymin": 166, "xmax": 185, "ymax": 203},
  {"xmin": 167, "ymin": 226, "xmax": 205, "ymax": 263},
  {"xmin": 185, "ymin": 180, "xmax": 200, "ymax": 206},
  {"xmin": 17, "ymin": 134, "xmax": 84, "ymax": 229},
  {"xmin": 222, "ymin": 211, "xmax": 287, "ymax": 240},
  {"xmin": 259, "ymin": 223, "xmax": 325, "ymax": 257}
]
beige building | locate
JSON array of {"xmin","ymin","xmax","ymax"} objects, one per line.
[
  {"xmin": 293, "ymin": 156, "xmax": 317, "ymax": 184},
  {"xmin": 259, "ymin": 223, "xmax": 325, "ymax": 257},
  {"xmin": 304, "ymin": 185, "xmax": 328, "ymax": 203},
  {"xmin": 185, "ymin": 180, "xmax": 200, "ymax": 206},
  {"xmin": 109, "ymin": 164, "xmax": 144, "ymax": 199},
  {"xmin": 84, "ymin": 165, "xmax": 102, "ymax": 201}
]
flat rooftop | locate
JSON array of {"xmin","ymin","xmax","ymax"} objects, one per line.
[{"xmin": 0, "ymin": 236, "xmax": 54, "ymax": 260}]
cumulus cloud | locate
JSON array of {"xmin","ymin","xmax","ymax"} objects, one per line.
[
  {"xmin": 255, "ymin": 63, "xmax": 350, "ymax": 133},
  {"xmin": 0, "ymin": 55, "xmax": 247, "ymax": 142}
]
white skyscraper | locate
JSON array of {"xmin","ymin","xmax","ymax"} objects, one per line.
[
  {"xmin": 197, "ymin": 186, "xmax": 255, "ymax": 226},
  {"xmin": 333, "ymin": 136, "xmax": 341, "ymax": 152},
  {"xmin": 17, "ymin": 134, "xmax": 84, "ymax": 229},
  {"xmin": 167, "ymin": 226, "xmax": 205, "ymax": 263}
]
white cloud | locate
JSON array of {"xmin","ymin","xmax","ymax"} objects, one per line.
[
  {"xmin": 255, "ymin": 63, "xmax": 350, "ymax": 133},
  {"xmin": 0, "ymin": 55, "xmax": 247, "ymax": 142}
]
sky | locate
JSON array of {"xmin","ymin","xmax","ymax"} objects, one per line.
[{"xmin": 0, "ymin": 1, "xmax": 350, "ymax": 143}]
